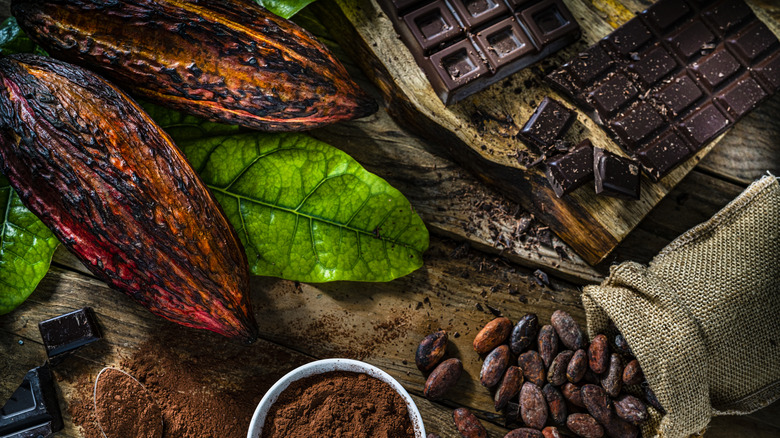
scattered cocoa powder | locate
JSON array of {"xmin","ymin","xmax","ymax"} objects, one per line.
[
  {"xmin": 259, "ymin": 371, "xmax": 415, "ymax": 438},
  {"xmin": 93, "ymin": 368, "xmax": 163, "ymax": 438}
]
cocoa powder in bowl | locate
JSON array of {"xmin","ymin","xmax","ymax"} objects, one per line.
[{"xmin": 260, "ymin": 371, "xmax": 415, "ymax": 438}]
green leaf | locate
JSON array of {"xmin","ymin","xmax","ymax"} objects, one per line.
[
  {"xmin": 0, "ymin": 176, "xmax": 60, "ymax": 315},
  {"xmin": 0, "ymin": 17, "xmax": 47, "ymax": 56},
  {"xmin": 256, "ymin": 0, "xmax": 317, "ymax": 19},
  {"xmin": 178, "ymin": 133, "xmax": 428, "ymax": 282},
  {"xmin": 141, "ymin": 101, "xmax": 241, "ymax": 142}
]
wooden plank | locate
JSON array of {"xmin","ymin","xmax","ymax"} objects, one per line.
[{"xmin": 315, "ymin": 0, "xmax": 780, "ymax": 265}]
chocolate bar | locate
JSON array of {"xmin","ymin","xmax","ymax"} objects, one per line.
[
  {"xmin": 38, "ymin": 307, "xmax": 101, "ymax": 360},
  {"xmin": 547, "ymin": 0, "xmax": 780, "ymax": 181},
  {"xmin": 593, "ymin": 147, "xmax": 641, "ymax": 199},
  {"xmin": 545, "ymin": 139, "xmax": 594, "ymax": 197},
  {"xmin": 0, "ymin": 365, "xmax": 63, "ymax": 437},
  {"xmin": 519, "ymin": 96, "xmax": 576, "ymax": 152},
  {"xmin": 379, "ymin": 0, "xmax": 581, "ymax": 105}
]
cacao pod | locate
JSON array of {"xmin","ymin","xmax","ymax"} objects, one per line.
[
  {"xmin": 0, "ymin": 54, "xmax": 258, "ymax": 342},
  {"xmin": 12, "ymin": 0, "xmax": 377, "ymax": 131}
]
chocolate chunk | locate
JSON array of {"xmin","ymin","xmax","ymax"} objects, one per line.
[
  {"xmin": 594, "ymin": 147, "xmax": 641, "ymax": 200},
  {"xmin": 635, "ymin": 129, "xmax": 693, "ymax": 181},
  {"xmin": 380, "ymin": 0, "xmax": 581, "ymax": 105},
  {"xmin": 520, "ymin": 97, "xmax": 576, "ymax": 151},
  {"xmin": 545, "ymin": 139, "xmax": 594, "ymax": 197},
  {"xmin": 547, "ymin": 0, "xmax": 779, "ymax": 181},
  {"xmin": 0, "ymin": 365, "xmax": 63, "ymax": 437},
  {"xmin": 38, "ymin": 307, "xmax": 102, "ymax": 360}
]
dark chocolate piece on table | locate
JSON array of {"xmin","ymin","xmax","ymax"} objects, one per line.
[
  {"xmin": 545, "ymin": 139, "xmax": 595, "ymax": 197},
  {"xmin": 519, "ymin": 97, "xmax": 576, "ymax": 152},
  {"xmin": 379, "ymin": 0, "xmax": 581, "ymax": 105},
  {"xmin": 0, "ymin": 365, "xmax": 63, "ymax": 437},
  {"xmin": 547, "ymin": 0, "xmax": 780, "ymax": 181},
  {"xmin": 593, "ymin": 147, "xmax": 641, "ymax": 200},
  {"xmin": 38, "ymin": 307, "xmax": 101, "ymax": 360}
]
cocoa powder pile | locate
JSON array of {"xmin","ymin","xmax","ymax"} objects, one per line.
[
  {"xmin": 93, "ymin": 368, "xmax": 163, "ymax": 438},
  {"xmin": 260, "ymin": 371, "xmax": 415, "ymax": 438}
]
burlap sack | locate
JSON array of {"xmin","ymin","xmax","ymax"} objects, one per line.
[{"xmin": 582, "ymin": 175, "xmax": 780, "ymax": 438}]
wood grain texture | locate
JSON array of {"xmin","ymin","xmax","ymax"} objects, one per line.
[{"xmin": 317, "ymin": 0, "xmax": 780, "ymax": 265}]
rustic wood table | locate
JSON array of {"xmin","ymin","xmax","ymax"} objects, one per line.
[{"xmin": 1, "ymin": 1, "xmax": 779, "ymax": 437}]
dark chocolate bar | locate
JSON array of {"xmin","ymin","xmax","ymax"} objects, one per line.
[
  {"xmin": 380, "ymin": 0, "xmax": 581, "ymax": 105},
  {"xmin": 38, "ymin": 307, "xmax": 101, "ymax": 360},
  {"xmin": 594, "ymin": 147, "xmax": 641, "ymax": 200},
  {"xmin": 547, "ymin": 0, "xmax": 780, "ymax": 181},
  {"xmin": 0, "ymin": 365, "xmax": 63, "ymax": 437},
  {"xmin": 545, "ymin": 139, "xmax": 594, "ymax": 197},
  {"xmin": 519, "ymin": 96, "xmax": 576, "ymax": 152}
]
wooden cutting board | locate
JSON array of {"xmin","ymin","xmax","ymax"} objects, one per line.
[{"xmin": 314, "ymin": 0, "xmax": 780, "ymax": 265}]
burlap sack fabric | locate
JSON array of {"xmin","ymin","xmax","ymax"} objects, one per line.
[{"xmin": 583, "ymin": 175, "xmax": 780, "ymax": 438}]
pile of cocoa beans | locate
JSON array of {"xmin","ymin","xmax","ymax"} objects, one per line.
[{"xmin": 417, "ymin": 311, "xmax": 663, "ymax": 438}]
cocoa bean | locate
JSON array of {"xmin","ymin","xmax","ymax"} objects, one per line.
[
  {"xmin": 416, "ymin": 330, "xmax": 448, "ymax": 372},
  {"xmin": 622, "ymin": 359, "xmax": 643, "ymax": 386},
  {"xmin": 613, "ymin": 394, "xmax": 648, "ymax": 424},
  {"xmin": 644, "ymin": 385, "xmax": 665, "ymax": 414},
  {"xmin": 566, "ymin": 413, "xmax": 605, "ymax": 438},
  {"xmin": 542, "ymin": 383, "xmax": 567, "ymax": 425},
  {"xmin": 510, "ymin": 313, "xmax": 539, "ymax": 355},
  {"xmin": 453, "ymin": 407, "xmax": 487, "ymax": 438},
  {"xmin": 547, "ymin": 350, "xmax": 574, "ymax": 386},
  {"xmin": 583, "ymin": 368, "xmax": 601, "ymax": 385},
  {"xmin": 562, "ymin": 382, "xmax": 585, "ymax": 408},
  {"xmin": 505, "ymin": 401, "xmax": 521, "ymax": 425},
  {"xmin": 495, "ymin": 366, "xmax": 524, "ymax": 411},
  {"xmin": 601, "ymin": 354, "xmax": 623, "ymax": 398},
  {"xmin": 517, "ymin": 350, "xmax": 546, "ymax": 387},
  {"xmin": 473, "ymin": 317, "xmax": 513, "ymax": 354},
  {"xmin": 567, "ymin": 349, "xmax": 588, "ymax": 383},
  {"xmin": 505, "ymin": 428, "xmax": 544, "ymax": 438},
  {"xmin": 424, "ymin": 358, "xmax": 462, "ymax": 400},
  {"xmin": 481, "ymin": 345, "xmax": 511, "ymax": 388},
  {"xmin": 602, "ymin": 416, "xmax": 639, "ymax": 438},
  {"xmin": 581, "ymin": 384, "xmax": 612, "ymax": 425},
  {"xmin": 588, "ymin": 334, "xmax": 609, "ymax": 374},
  {"xmin": 550, "ymin": 310, "xmax": 585, "ymax": 350},
  {"xmin": 538, "ymin": 324, "xmax": 559, "ymax": 368},
  {"xmin": 542, "ymin": 426, "xmax": 563, "ymax": 438},
  {"xmin": 520, "ymin": 381, "xmax": 548, "ymax": 429},
  {"xmin": 614, "ymin": 334, "xmax": 633, "ymax": 357}
]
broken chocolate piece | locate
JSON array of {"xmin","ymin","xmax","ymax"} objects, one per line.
[
  {"xmin": 0, "ymin": 365, "xmax": 63, "ymax": 437},
  {"xmin": 545, "ymin": 139, "xmax": 594, "ymax": 197},
  {"xmin": 547, "ymin": 0, "xmax": 780, "ymax": 180},
  {"xmin": 520, "ymin": 97, "xmax": 576, "ymax": 152},
  {"xmin": 379, "ymin": 0, "xmax": 581, "ymax": 105},
  {"xmin": 594, "ymin": 147, "xmax": 641, "ymax": 200},
  {"xmin": 38, "ymin": 307, "xmax": 101, "ymax": 360}
]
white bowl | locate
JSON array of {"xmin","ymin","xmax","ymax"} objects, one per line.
[{"xmin": 246, "ymin": 358, "xmax": 426, "ymax": 438}]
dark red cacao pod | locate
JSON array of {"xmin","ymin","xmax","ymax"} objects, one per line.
[
  {"xmin": 12, "ymin": 0, "xmax": 377, "ymax": 131},
  {"xmin": 0, "ymin": 54, "xmax": 258, "ymax": 342}
]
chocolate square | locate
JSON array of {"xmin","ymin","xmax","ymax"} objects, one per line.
[
  {"xmin": 754, "ymin": 51, "xmax": 780, "ymax": 92},
  {"xmin": 653, "ymin": 72, "xmax": 705, "ymax": 116},
  {"xmin": 666, "ymin": 19, "xmax": 717, "ymax": 60},
  {"xmin": 628, "ymin": 44, "xmax": 678, "ymax": 88},
  {"xmin": 517, "ymin": 0, "xmax": 579, "ymax": 46},
  {"xmin": 474, "ymin": 17, "xmax": 536, "ymax": 70},
  {"xmin": 0, "ymin": 365, "xmax": 64, "ymax": 437},
  {"xmin": 635, "ymin": 129, "xmax": 694, "ymax": 181},
  {"xmin": 610, "ymin": 102, "xmax": 665, "ymax": 152},
  {"xmin": 402, "ymin": 1, "xmax": 462, "ymax": 52},
  {"xmin": 714, "ymin": 73, "xmax": 767, "ymax": 118},
  {"xmin": 449, "ymin": 0, "xmax": 510, "ymax": 28},
  {"xmin": 690, "ymin": 46, "xmax": 742, "ymax": 90},
  {"xmin": 429, "ymin": 39, "xmax": 490, "ymax": 90},
  {"xmin": 545, "ymin": 139, "xmax": 595, "ymax": 197},
  {"xmin": 702, "ymin": 0, "xmax": 754, "ymax": 37},
  {"xmin": 519, "ymin": 97, "xmax": 576, "ymax": 151},
  {"xmin": 604, "ymin": 19, "xmax": 653, "ymax": 57},
  {"xmin": 641, "ymin": 0, "xmax": 692, "ymax": 33},
  {"xmin": 726, "ymin": 20, "xmax": 779, "ymax": 65},
  {"xmin": 678, "ymin": 101, "xmax": 731, "ymax": 148},
  {"xmin": 593, "ymin": 147, "xmax": 641, "ymax": 200},
  {"xmin": 566, "ymin": 44, "xmax": 613, "ymax": 87},
  {"xmin": 587, "ymin": 72, "xmax": 639, "ymax": 117},
  {"xmin": 38, "ymin": 307, "xmax": 102, "ymax": 359}
]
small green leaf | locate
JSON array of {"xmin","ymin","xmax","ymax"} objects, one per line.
[
  {"xmin": 256, "ymin": 0, "xmax": 317, "ymax": 19},
  {"xmin": 0, "ymin": 176, "xmax": 60, "ymax": 315},
  {"xmin": 141, "ymin": 101, "xmax": 241, "ymax": 141},
  {"xmin": 0, "ymin": 17, "xmax": 47, "ymax": 56},
  {"xmin": 178, "ymin": 133, "xmax": 428, "ymax": 282}
]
